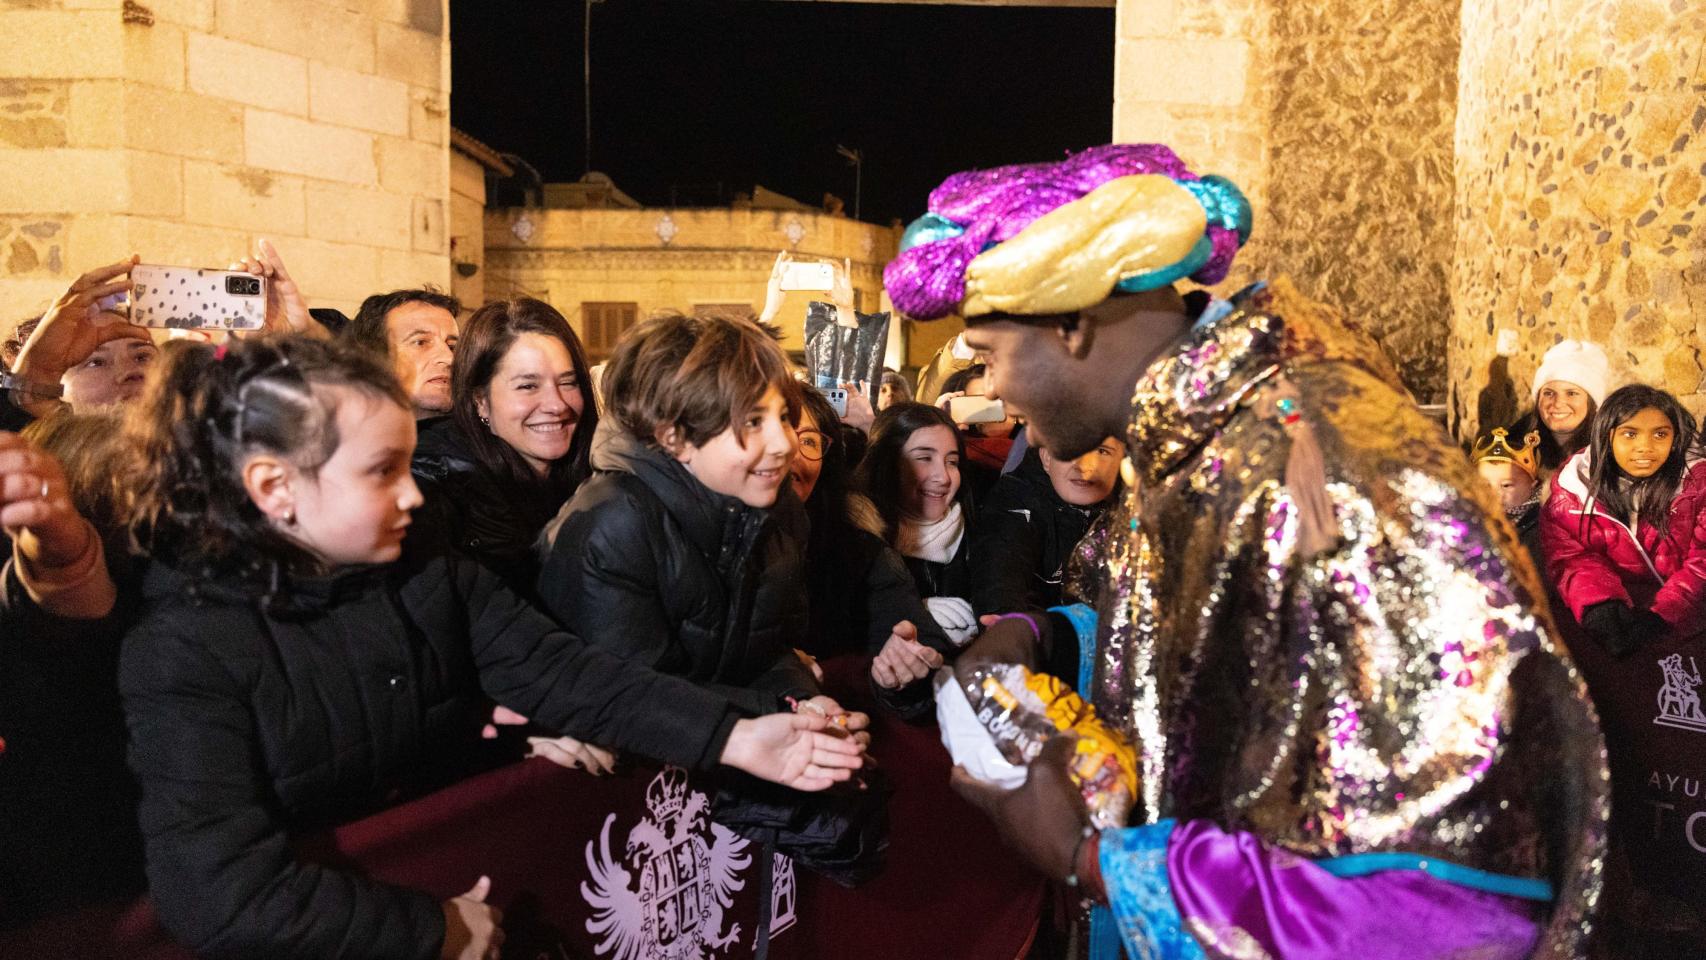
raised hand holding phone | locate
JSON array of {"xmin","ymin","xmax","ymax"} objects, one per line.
[
  {"xmin": 230, "ymin": 239, "xmax": 323, "ymax": 339},
  {"xmin": 10, "ymin": 256, "xmax": 141, "ymax": 416},
  {"xmin": 759, "ymin": 250, "xmax": 792, "ymax": 325}
]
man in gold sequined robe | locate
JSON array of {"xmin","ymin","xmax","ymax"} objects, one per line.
[{"xmin": 881, "ymin": 144, "xmax": 1608, "ymax": 960}]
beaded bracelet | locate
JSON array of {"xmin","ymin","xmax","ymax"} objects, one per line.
[
  {"xmin": 1064, "ymin": 823, "xmax": 1096, "ymax": 889},
  {"xmin": 993, "ymin": 611, "xmax": 1042, "ymax": 642}
]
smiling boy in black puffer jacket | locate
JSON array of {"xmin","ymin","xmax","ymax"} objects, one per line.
[{"xmin": 538, "ymin": 312, "xmax": 847, "ymax": 721}]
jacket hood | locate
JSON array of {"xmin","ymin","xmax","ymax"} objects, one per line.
[
  {"xmin": 591, "ymin": 424, "xmax": 775, "ymax": 560},
  {"xmin": 1556, "ymin": 447, "xmax": 1706, "ymax": 511},
  {"xmin": 844, "ymin": 492, "xmax": 885, "ymax": 538},
  {"xmin": 140, "ymin": 552, "xmax": 395, "ymax": 616}
]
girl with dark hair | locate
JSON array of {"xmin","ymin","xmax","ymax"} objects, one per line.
[
  {"xmin": 1541, "ymin": 384, "xmax": 1706, "ymax": 949},
  {"xmin": 793, "ymin": 387, "xmax": 950, "ymax": 706},
  {"xmin": 412, "ymin": 298, "xmax": 598, "ymax": 594},
  {"xmin": 1542, "ymin": 383, "xmax": 1706, "ymax": 651},
  {"xmin": 855, "ymin": 401, "xmax": 978, "ymax": 648},
  {"xmin": 119, "ymin": 335, "xmax": 863, "ymax": 960}
]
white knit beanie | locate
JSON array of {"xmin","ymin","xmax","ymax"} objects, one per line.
[{"xmin": 1531, "ymin": 340, "xmax": 1610, "ymax": 405}]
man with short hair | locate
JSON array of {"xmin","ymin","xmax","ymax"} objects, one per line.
[
  {"xmin": 889, "ymin": 144, "xmax": 1607, "ymax": 958},
  {"xmin": 346, "ymin": 288, "xmax": 461, "ymax": 419}
]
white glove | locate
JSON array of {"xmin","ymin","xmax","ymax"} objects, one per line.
[{"xmin": 925, "ymin": 596, "xmax": 978, "ymax": 648}]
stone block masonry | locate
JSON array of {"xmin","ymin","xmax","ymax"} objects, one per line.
[
  {"xmin": 0, "ymin": 0, "xmax": 451, "ymax": 323},
  {"xmin": 1114, "ymin": 0, "xmax": 1457, "ymax": 405}
]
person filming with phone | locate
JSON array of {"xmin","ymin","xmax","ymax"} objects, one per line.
[{"xmin": 933, "ymin": 363, "xmax": 1017, "ymax": 504}]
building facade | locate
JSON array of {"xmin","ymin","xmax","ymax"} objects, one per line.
[
  {"xmin": 482, "ymin": 205, "xmax": 909, "ymax": 364},
  {"xmin": 0, "ymin": 0, "xmax": 451, "ymax": 323}
]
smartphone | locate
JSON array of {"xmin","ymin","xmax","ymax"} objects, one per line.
[
  {"xmin": 779, "ymin": 261, "xmax": 835, "ymax": 292},
  {"xmin": 825, "ymin": 387, "xmax": 849, "ymax": 417},
  {"xmin": 949, "ymin": 395, "xmax": 1006, "ymax": 425},
  {"xmin": 131, "ymin": 264, "xmax": 267, "ymax": 331}
]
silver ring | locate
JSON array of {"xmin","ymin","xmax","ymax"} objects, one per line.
[{"xmin": 39, "ymin": 479, "xmax": 49, "ymax": 500}]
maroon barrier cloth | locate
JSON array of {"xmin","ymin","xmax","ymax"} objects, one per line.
[{"xmin": 3, "ymin": 656, "xmax": 1042, "ymax": 960}]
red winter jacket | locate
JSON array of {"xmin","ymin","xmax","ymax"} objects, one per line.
[{"xmin": 1541, "ymin": 450, "xmax": 1706, "ymax": 629}]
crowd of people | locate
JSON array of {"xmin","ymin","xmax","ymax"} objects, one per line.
[
  {"xmin": 0, "ymin": 238, "xmax": 1130, "ymax": 958},
  {"xmin": 0, "ymin": 140, "xmax": 1700, "ymax": 959}
]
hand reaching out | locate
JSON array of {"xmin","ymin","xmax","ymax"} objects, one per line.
[
  {"xmin": 440, "ymin": 875, "xmax": 504, "ymax": 960},
  {"xmin": 793, "ymin": 694, "xmax": 872, "ymax": 749},
  {"xmin": 871, "ymin": 620, "xmax": 944, "ymax": 689},
  {"xmin": 794, "ymin": 648, "xmax": 826, "ymax": 684},
  {"xmin": 527, "ymin": 735, "xmax": 618, "ymax": 775},
  {"xmin": 0, "ymin": 433, "xmax": 93, "ymax": 568},
  {"xmin": 720, "ymin": 712, "xmax": 865, "ymax": 791},
  {"xmin": 481, "ymin": 704, "xmax": 617, "ymax": 775}
]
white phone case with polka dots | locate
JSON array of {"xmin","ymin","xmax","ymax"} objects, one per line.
[{"xmin": 130, "ymin": 264, "xmax": 268, "ymax": 331}]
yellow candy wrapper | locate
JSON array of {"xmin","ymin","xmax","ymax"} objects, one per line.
[{"xmin": 959, "ymin": 663, "xmax": 1137, "ymax": 829}]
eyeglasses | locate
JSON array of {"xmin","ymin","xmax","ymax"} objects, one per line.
[{"xmin": 796, "ymin": 429, "xmax": 831, "ymax": 462}]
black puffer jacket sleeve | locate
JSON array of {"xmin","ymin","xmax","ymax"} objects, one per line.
[
  {"xmin": 121, "ymin": 622, "xmax": 445, "ymax": 960},
  {"xmin": 970, "ymin": 497, "xmax": 1048, "ymax": 617},
  {"xmin": 865, "ymin": 541, "xmax": 951, "ymax": 654},
  {"xmin": 538, "ymin": 481, "xmax": 793, "ymax": 717},
  {"xmin": 448, "ymin": 556, "xmax": 741, "ymax": 770},
  {"xmin": 856, "ymin": 534, "xmax": 948, "ymax": 719}
]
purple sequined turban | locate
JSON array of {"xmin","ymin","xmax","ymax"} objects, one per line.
[{"xmin": 883, "ymin": 144, "xmax": 1253, "ymax": 320}]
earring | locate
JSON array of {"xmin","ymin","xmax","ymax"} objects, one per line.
[
  {"xmin": 283, "ymin": 508, "xmax": 297, "ymax": 526},
  {"xmin": 479, "ymin": 415, "xmax": 490, "ymax": 426}
]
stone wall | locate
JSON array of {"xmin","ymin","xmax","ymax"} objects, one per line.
[
  {"xmin": 0, "ymin": 0, "xmax": 450, "ymax": 323},
  {"xmin": 1114, "ymin": 0, "xmax": 1459, "ymax": 403},
  {"xmin": 1451, "ymin": 0, "xmax": 1706, "ymax": 436},
  {"xmin": 484, "ymin": 207, "xmax": 902, "ymax": 358},
  {"xmin": 449, "ymin": 149, "xmax": 485, "ymax": 309}
]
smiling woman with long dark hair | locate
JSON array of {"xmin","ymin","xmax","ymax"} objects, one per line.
[{"xmin": 412, "ymin": 298, "xmax": 599, "ymax": 595}]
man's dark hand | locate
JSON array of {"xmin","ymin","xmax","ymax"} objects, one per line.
[
  {"xmin": 954, "ymin": 615, "xmax": 1042, "ymax": 687},
  {"xmin": 950, "ymin": 735, "xmax": 1087, "ymax": 882}
]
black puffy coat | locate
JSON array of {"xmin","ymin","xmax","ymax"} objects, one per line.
[
  {"xmin": 538, "ymin": 431, "xmax": 819, "ymax": 716},
  {"xmin": 802, "ymin": 494, "xmax": 948, "ymax": 660},
  {"xmin": 411, "ymin": 416, "xmax": 572, "ymax": 596},
  {"xmin": 0, "ymin": 561, "xmax": 143, "ymax": 930},
  {"xmin": 970, "ymin": 449, "xmax": 1110, "ymax": 617},
  {"xmin": 119, "ymin": 544, "xmax": 741, "ymax": 960}
]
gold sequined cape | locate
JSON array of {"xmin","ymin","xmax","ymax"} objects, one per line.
[{"xmin": 1077, "ymin": 279, "xmax": 1608, "ymax": 957}]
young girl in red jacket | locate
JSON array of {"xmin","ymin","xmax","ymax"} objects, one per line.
[
  {"xmin": 1540, "ymin": 382, "xmax": 1706, "ymax": 952},
  {"xmin": 1542, "ymin": 383, "xmax": 1706, "ymax": 654}
]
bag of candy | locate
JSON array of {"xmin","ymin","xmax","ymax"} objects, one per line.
[{"xmin": 935, "ymin": 663, "xmax": 1137, "ymax": 829}]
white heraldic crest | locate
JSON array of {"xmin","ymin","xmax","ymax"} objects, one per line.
[
  {"xmin": 582, "ymin": 767, "xmax": 751, "ymax": 960},
  {"xmin": 1656, "ymin": 653, "xmax": 1706, "ymax": 734}
]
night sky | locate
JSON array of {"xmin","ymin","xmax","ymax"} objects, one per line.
[{"xmin": 449, "ymin": 0, "xmax": 1114, "ymax": 225}]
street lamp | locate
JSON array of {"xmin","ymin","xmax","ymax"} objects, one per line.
[
  {"xmin": 584, "ymin": 0, "xmax": 605, "ymax": 177},
  {"xmin": 836, "ymin": 144, "xmax": 862, "ymax": 221}
]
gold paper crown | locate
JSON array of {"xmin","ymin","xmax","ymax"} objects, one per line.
[{"xmin": 1472, "ymin": 428, "xmax": 1541, "ymax": 478}]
